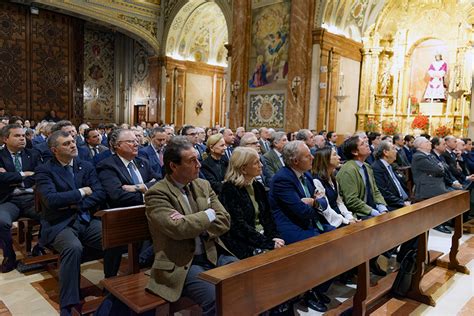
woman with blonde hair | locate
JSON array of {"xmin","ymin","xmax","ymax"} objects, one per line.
[
  {"xmin": 201, "ymin": 133, "xmax": 228, "ymax": 194},
  {"xmin": 219, "ymin": 147, "xmax": 284, "ymax": 259}
]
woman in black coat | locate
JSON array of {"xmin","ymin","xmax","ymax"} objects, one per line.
[
  {"xmin": 219, "ymin": 146, "xmax": 284, "ymax": 259},
  {"xmin": 201, "ymin": 133, "xmax": 228, "ymax": 195}
]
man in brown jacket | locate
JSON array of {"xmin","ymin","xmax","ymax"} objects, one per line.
[{"xmin": 145, "ymin": 136, "xmax": 236, "ymax": 315}]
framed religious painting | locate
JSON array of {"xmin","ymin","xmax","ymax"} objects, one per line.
[{"xmin": 247, "ymin": 91, "xmax": 286, "ymax": 129}]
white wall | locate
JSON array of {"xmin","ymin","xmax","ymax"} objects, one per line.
[
  {"xmin": 308, "ymin": 44, "xmax": 321, "ymax": 130},
  {"xmin": 336, "ymin": 57, "xmax": 360, "ymax": 134}
]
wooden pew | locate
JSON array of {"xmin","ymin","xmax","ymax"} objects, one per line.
[
  {"xmin": 96, "ymin": 205, "xmax": 199, "ymax": 315},
  {"xmin": 199, "ymin": 190, "xmax": 470, "ymax": 316}
]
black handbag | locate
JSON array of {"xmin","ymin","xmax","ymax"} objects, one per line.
[{"xmin": 391, "ymin": 249, "xmax": 418, "ymax": 297}]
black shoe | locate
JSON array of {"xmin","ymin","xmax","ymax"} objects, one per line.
[
  {"xmin": 1, "ymin": 256, "xmax": 17, "ymax": 273},
  {"xmin": 32, "ymin": 244, "xmax": 46, "ymax": 257},
  {"xmin": 370, "ymin": 261, "xmax": 387, "ymax": 277},
  {"xmin": 315, "ymin": 292, "xmax": 331, "ymax": 304},
  {"xmin": 303, "ymin": 292, "xmax": 327, "ymax": 312},
  {"xmin": 433, "ymin": 225, "xmax": 451, "ymax": 234}
]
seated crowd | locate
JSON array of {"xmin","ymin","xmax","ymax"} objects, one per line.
[{"xmin": 1, "ymin": 111, "xmax": 474, "ymax": 315}]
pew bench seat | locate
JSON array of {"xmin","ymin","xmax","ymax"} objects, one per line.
[{"xmin": 101, "ymin": 272, "xmax": 198, "ymax": 315}]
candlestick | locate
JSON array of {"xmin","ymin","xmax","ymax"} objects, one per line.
[{"xmin": 407, "ymin": 98, "xmax": 411, "ymax": 134}]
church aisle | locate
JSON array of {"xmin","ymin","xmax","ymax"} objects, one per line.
[{"xmin": 1, "ymin": 230, "xmax": 473, "ymax": 315}]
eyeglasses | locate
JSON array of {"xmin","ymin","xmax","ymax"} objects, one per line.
[
  {"xmin": 187, "ymin": 132, "xmax": 197, "ymax": 136},
  {"xmin": 118, "ymin": 139, "xmax": 139, "ymax": 145}
]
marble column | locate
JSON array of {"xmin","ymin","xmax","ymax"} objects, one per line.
[
  {"xmin": 286, "ymin": 0, "xmax": 315, "ymax": 131},
  {"xmin": 229, "ymin": 0, "xmax": 251, "ymax": 129}
]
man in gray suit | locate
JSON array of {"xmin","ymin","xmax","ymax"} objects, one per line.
[
  {"xmin": 412, "ymin": 136, "xmax": 451, "ymax": 200},
  {"xmin": 263, "ymin": 131, "xmax": 288, "ymax": 180}
]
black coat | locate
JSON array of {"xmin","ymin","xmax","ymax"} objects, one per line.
[
  {"xmin": 201, "ymin": 156, "xmax": 228, "ymax": 195},
  {"xmin": 372, "ymin": 159, "xmax": 408, "ymax": 210},
  {"xmin": 219, "ymin": 180, "xmax": 280, "ymax": 259}
]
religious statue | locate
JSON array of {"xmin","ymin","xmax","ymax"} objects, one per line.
[
  {"xmin": 423, "ymin": 54, "xmax": 447, "ymax": 101},
  {"xmin": 378, "ymin": 55, "xmax": 391, "ymax": 95}
]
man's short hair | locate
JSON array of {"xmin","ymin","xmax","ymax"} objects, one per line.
[
  {"xmin": 374, "ymin": 141, "xmax": 392, "ymax": 160},
  {"xmin": 149, "ymin": 127, "xmax": 165, "ymax": 138},
  {"xmin": 84, "ymin": 128, "xmax": 98, "ymax": 139},
  {"xmin": 392, "ymin": 134, "xmax": 402, "ymax": 143},
  {"xmin": 431, "ymin": 137, "xmax": 441, "ymax": 148},
  {"xmin": 342, "ymin": 136, "xmax": 361, "ymax": 160},
  {"xmin": 181, "ymin": 125, "xmax": 195, "ymax": 136},
  {"xmin": 239, "ymin": 132, "xmax": 258, "ymax": 147},
  {"xmin": 47, "ymin": 130, "xmax": 71, "ymax": 148},
  {"xmin": 462, "ymin": 138, "xmax": 471, "ymax": 144},
  {"xmin": 413, "ymin": 136, "xmax": 428, "ymax": 149},
  {"xmin": 295, "ymin": 129, "xmax": 310, "ymax": 141},
  {"xmin": 269, "ymin": 131, "xmax": 286, "ymax": 148},
  {"xmin": 282, "ymin": 140, "xmax": 304, "ymax": 167},
  {"xmin": 327, "ymin": 131, "xmax": 335, "ymax": 139},
  {"xmin": 1, "ymin": 123, "xmax": 23, "ymax": 138},
  {"xmin": 8, "ymin": 116, "xmax": 23, "ymax": 125},
  {"xmin": 109, "ymin": 128, "xmax": 129, "ymax": 149},
  {"xmin": 404, "ymin": 134, "xmax": 414, "ymax": 142},
  {"xmin": 444, "ymin": 135, "xmax": 456, "ymax": 142},
  {"xmin": 52, "ymin": 120, "xmax": 74, "ymax": 133},
  {"xmin": 163, "ymin": 136, "xmax": 194, "ymax": 175}
]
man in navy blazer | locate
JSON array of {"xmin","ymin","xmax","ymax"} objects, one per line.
[
  {"xmin": 269, "ymin": 140, "xmax": 333, "ymax": 312},
  {"xmin": 0, "ymin": 124, "xmax": 42, "ymax": 273},
  {"xmin": 97, "ymin": 129, "xmax": 159, "ymax": 208},
  {"xmin": 35, "ymin": 130, "xmax": 121, "ymax": 315},
  {"xmin": 138, "ymin": 127, "xmax": 165, "ymax": 179},
  {"xmin": 372, "ymin": 141, "xmax": 410, "ymax": 211}
]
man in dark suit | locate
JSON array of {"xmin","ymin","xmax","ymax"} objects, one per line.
[
  {"xmin": 222, "ymin": 128, "xmax": 235, "ymax": 161},
  {"xmin": 372, "ymin": 141, "xmax": 410, "ymax": 211},
  {"xmin": 411, "ymin": 137, "xmax": 452, "ymax": 233},
  {"xmin": 403, "ymin": 135, "xmax": 415, "ymax": 163},
  {"xmin": 263, "ymin": 131, "xmax": 288, "ymax": 180},
  {"xmin": 35, "ymin": 130, "xmax": 121, "ymax": 315},
  {"xmin": 0, "ymin": 124, "xmax": 41, "ymax": 273},
  {"xmin": 461, "ymin": 138, "xmax": 474, "ymax": 174},
  {"xmin": 431, "ymin": 137, "xmax": 463, "ymax": 190},
  {"xmin": 96, "ymin": 128, "xmax": 159, "ymax": 208},
  {"xmin": 182, "ymin": 125, "xmax": 205, "ymax": 161},
  {"xmin": 393, "ymin": 134, "xmax": 410, "ymax": 167},
  {"xmin": 77, "ymin": 128, "xmax": 108, "ymax": 162},
  {"xmin": 138, "ymin": 127, "xmax": 165, "ymax": 178},
  {"xmin": 269, "ymin": 140, "xmax": 333, "ymax": 312},
  {"xmin": 258, "ymin": 127, "xmax": 271, "ymax": 154}
]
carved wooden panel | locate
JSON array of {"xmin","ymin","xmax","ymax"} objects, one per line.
[
  {"xmin": 0, "ymin": 3, "xmax": 28, "ymax": 117},
  {"xmin": 0, "ymin": 2, "xmax": 83, "ymax": 123},
  {"xmin": 30, "ymin": 10, "xmax": 70, "ymax": 120}
]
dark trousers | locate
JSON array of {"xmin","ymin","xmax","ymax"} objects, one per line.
[
  {"xmin": 182, "ymin": 253, "xmax": 238, "ymax": 316},
  {"xmin": 0, "ymin": 194, "xmax": 38, "ymax": 259},
  {"xmin": 51, "ymin": 218, "xmax": 122, "ymax": 308}
]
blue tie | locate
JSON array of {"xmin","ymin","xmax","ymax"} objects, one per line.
[
  {"xmin": 388, "ymin": 165, "xmax": 408, "ymax": 200},
  {"xmin": 362, "ymin": 164, "xmax": 376, "ymax": 208},
  {"xmin": 127, "ymin": 162, "xmax": 141, "ymax": 185}
]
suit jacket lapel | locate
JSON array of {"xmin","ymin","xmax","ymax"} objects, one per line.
[
  {"xmin": 53, "ymin": 160, "xmax": 76, "ymax": 190},
  {"xmin": 288, "ymin": 167, "xmax": 305, "ymax": 198},
  {"xmin": 114, "ymin": 155, "xmax": 134, "ymax": 184},
  {"xmin": 165, "ymin": 177, "xmax": 192, "ymax": 215},
  {"xmin": 73, "ymin": 159, "xmax": 84, "ymax": 187}
]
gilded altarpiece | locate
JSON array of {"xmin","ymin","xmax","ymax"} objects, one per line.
[{"xmin": 358, "ymin": 1, "xmax": 473, "ymax": 137}]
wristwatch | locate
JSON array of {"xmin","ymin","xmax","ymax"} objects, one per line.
[{"xmin": 135, "ymin": 184, "xmax": 140, "ymax": 192}]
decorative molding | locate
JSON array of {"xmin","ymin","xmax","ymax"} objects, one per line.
[
  {"xmin": 313, "ymin": 28, "xmax": 363, "ymax": 62},
  {"xmin": 34, "ymin": 0, "xmax": 161, "ymax": 53}
]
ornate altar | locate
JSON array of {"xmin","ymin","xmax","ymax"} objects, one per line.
[{"xmin": 357, "ymin": 0, "xmax": 473, "ymax": 137}]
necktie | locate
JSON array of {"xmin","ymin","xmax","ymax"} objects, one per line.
[
  {"xmin": 388, "ymin": 165, "xmax": 408, "ymax": 200},
  {"xmin": 158, "ymin": 149, "xmax": 164, "ymax": 167},
  {"xmin": 300, "ymin": 175, "xmax": 311, "ymax": 198},
  {"xmin": 93, "ymin": 147, "xmax": 99, "ymax": 156},
  {"xmin": 264, "ymin": 141, "xmax": 270, "ymax": 152},
  {"xmin": 183, "ymin": 185, "xmax": 198, "ymax": 213},
  {"xmin": 226, "ymin": 148, "xmax": 232, "ymax": 160},
  {"xmin": 300, "ymin": 175, "xmax": 324, "ymax": 231},
  {"xmin": 127, "ymin": 162, "xmax": 141, "ymax": 185},
  {"xmin": 13, "ymin": 153, "xmax": 22, "ymax": 172},
  {"xmin": 362, "ymin": 164, "xmax": 376, "ymax": 208}
]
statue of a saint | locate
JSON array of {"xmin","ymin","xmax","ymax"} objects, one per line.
[
  {"xmin": 379, "ymin": 56, "xmax": 391, "ymax": 95},
  {"xmin": 423, "ymin": 54, "xmax": 447, "ymax": 101}
]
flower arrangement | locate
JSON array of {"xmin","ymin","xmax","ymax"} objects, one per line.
[
  {"xmin": 365, "ymin": 118, "xmax": 379, "ymax": 132},
  {"xmin": 411, "ymin": 113, "xmax": 429, "ymax": 130},
  {"xmin": 434, "ymin": 125, "xmax": 451, "ymax": 138},
  {"xmin": 382, "ymin": 120, "xmax": 398, "ymax": 135}
]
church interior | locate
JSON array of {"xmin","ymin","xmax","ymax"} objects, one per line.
[{"xmin": 2, "ymin": 0, "xmax": 474, "ymax": 315}]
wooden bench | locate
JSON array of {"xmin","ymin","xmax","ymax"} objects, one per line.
[
  {"xmin": 199, "ymin": 190, "xmax": 470, "ymax": 316},
  {"xmin": 96, "ymin": 205, "xmax": 200, "ymax": 315}
]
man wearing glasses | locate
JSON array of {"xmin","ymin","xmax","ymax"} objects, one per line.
[
  {"xmin": 181, "ymin": 125, "xmax": 204, "ymax": 161},
  {"xmin": 97, "ymin": 128, "xmax": 160, "ymax": 208}
]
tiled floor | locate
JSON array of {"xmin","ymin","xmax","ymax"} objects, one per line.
[{"xmin": 1, "ymin": 229, "xmax": 473, "ymax": 315}]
